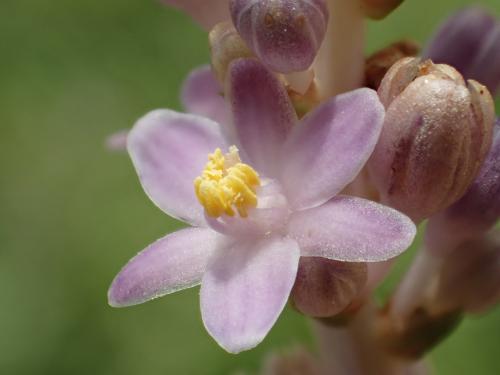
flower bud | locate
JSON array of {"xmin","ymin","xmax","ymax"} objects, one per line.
[
  {"xmin": 290, "ymin": 257, "xmax": 367, "ymax": 318},
  {"xmin": 377, "ymin": 306, "xmax": 462, "ymax": 359},
  {"xmin": 424, "ymin": 7, "xmax": 500, "ymax": 96},
  {"xmin": 261, "ymin": 347, "xmax": 320, "ymax": 375},
  {"xmin": 360, "ymin": 0, "xmax": 405, "ymax": 20},
  {"xmin": 229, "ymin": 0, "xmax": 329, "ymax": 73},
  {"xmin": 368, "ymin": 58, "xmax": 495, "ymax": 223},
  {"xmin": 364, "ymin": 40, "xmax": 420, "ymax": 90},
  {"xmin": 436, "ymin": 231, "xmax": 500, "ymax": 314},
  {"xmin": 209, "ymin": 21, "xmax": 254, "ymax": 85},
  {"xmin": 426, "ymin": 119, "xmax": 500, "ymax": 254}
]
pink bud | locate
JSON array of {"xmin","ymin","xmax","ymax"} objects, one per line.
[
  {"xmin": 290, "ymin": 257, "xmax": 367, "ymax": 318},
  {"xmin": 368, "ymin": 58, "xmax": 495, "ymax": 223},
  {"xmin": 426, "ymin": 119, "xmax": 500, "ymax": 255},
  {"xmin": 230, "ymin": 0, "xmax": 329, "ymax": 73}
]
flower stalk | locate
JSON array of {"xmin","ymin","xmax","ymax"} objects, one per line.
[{"xmin": 314, "ymin": 0, "xmax": 365, "ymax": 98}]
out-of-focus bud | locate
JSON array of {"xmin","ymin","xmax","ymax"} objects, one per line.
[
  {"xmin": 436, "ymin": 231, "xmax": 500, "ymax": 314},
  {"xmin": 426, "ymin": 119, "xmax": 500, "ymax": 255},
  {"xmin": 424, "ymin": 7, "xmax": 500, "ymax": 96},
  {"xmin": 377, "ymin": 305, "xmax": 462, "ymax": 359},
  {"xmin": 229, "ymin": 0, "xmax": 329, "ymax": 73},
  {"xmin": 261, "ymin": 347, "xmax": 321, "ymax": 375},
  {"xmin": 364, "ymin": 40, "xmax": 420, "ymax": 90},
  {"xmin": 162, "ymin": 0, "xmax": 230, "ymax": 31},
  {"xmin": 209, "ymin": 21, "xmax": 254, "ymax": 85},
  {"xmin": 368, "ymin": 57, "xmax": 495, "ymax": 223},
  {"xmin": 360, "ymin": 0, "xmax": 405, "ymax": 20},
  {"xmin": 290, "ymin": 257, "xmax": 367, "ymax": 318}
]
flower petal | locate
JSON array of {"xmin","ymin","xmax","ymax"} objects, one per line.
[
  {"xmin": 181, "ymin": 65, "xmax": 229, "ymax": 125},
  {"xmin": 288, "ymin": 196, "xmax": 416, "ymax": 262},
  {"xmin": 281, "ymin": 88, "xmax": 385, "ymax": 210},
  {"xmin": 108, "ymin": 228, "xmax": 221, "ymax": 307},
  {"xmin": 200, "ymin": 235, "xmax": 300, "ymax": 353},
  {"xmin": 162, "ymin": 0, "xmax": 230, "ymax": 30},
  {"xmin": 128, "ymin": 109, "xmax": 226, "ymax": 226},
  {"xmin": 227, "ymin": 59, "xmax": 297, "ymax": 177}
]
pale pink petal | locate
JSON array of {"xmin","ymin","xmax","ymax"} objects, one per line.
[
  {"xmin": 200, "ymin": 235, "xmax": 300, "ymax": 353},
  {"xmin": 227, "ymin": 59, "xmax": 298, "ymax": 177},
  {"xmin": 281, "ymin": 88, "xmax": 385, "ymax": 210},
  {"xmin": 108, "ymin": 228, "xmax": 222, "ymax": 307},
  {"xmin": 128, "ymin": 109, "xmax": 227, "ymax": 226},
  {"xmin": 163, "ymin": 0, "xmax": 230, "ymax": 30},
  {"xmin": 288, "ymin": 196, "xmax": 416, "ymax": 262},
  {"xmin": 181, "ymin": 65, "xmax": 229, "ymax": 125}
]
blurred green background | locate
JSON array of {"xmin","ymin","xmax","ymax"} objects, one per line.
[{"xmin": 1, "ymin": 0, "xmax": 499, "ymax": 374}]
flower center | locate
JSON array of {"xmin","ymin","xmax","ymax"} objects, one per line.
[{"xmin": 194, "ymin": 146, "xmax": 261, "ymax": 218}]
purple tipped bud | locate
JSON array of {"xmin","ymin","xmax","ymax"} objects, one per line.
[
  {"xmin": 209, "ymin": 22, "xmax": 254, "ymax": 84},
  {"xmin": 368, "ymin": 58, "xmax": 495, "ymax": 223},
  {"xmin": 360, "ymin": 0, "xmax": 405, "ymax": 20},
  {"xmin": 424, "ymin": 7, "xmax": 500, "ymax": 96},
  {"xmin": 290, "ymin": 257, "xmax": 367, "ymax": 318},
  {"xmin": 426, "ymin": 119, "xmax": 500, "ymax": 254},
  {"xmin": 230, "ymin": 0, "xmax": 329, "ymax": 73}
]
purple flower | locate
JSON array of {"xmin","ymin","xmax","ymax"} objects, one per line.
[{"xmin": 108, "ymin": 59, "xmax": 415, "ymax": 353}]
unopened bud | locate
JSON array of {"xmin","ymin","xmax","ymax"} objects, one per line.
[
  {"xmin": 368, "ymin": 58, "xmax": 495, "ymax": 223},
  {"xmin": 360, "ymin": 0, "xmax": 405, "ymax": 20},
  {"xmin": 290, "ymin": 257, "xmax": 367, "ymax": 318},
  {"xmin": 426, "ymin": 119, "xmax": 500, "ymax": 254},
  {"xmin": 377, "ymin": 305, "xmax": 462, "ymax": 359},
  {"xmin": 209, "ymin": 21, "xmax": 254, "ymax": 85},
  {"xmin": 424, "ymin": 7, "xmax": 500, "ymax": 96},
  {"xmin": 364, "ymin": 40, "xmax": 420, "ymax": 90},
  {"xmin": 230, "ymin": 0, "xmax": 329, "ymax": 73}
]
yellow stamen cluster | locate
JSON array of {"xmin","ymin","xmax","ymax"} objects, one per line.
[{"xmin": 194, "ymin": 146, "xmax": 260, "ymax": 218}]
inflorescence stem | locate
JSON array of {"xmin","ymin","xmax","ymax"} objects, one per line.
[{"xmin": 314, "ymin": 0, "xmax": 365, "ymax": 98}]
